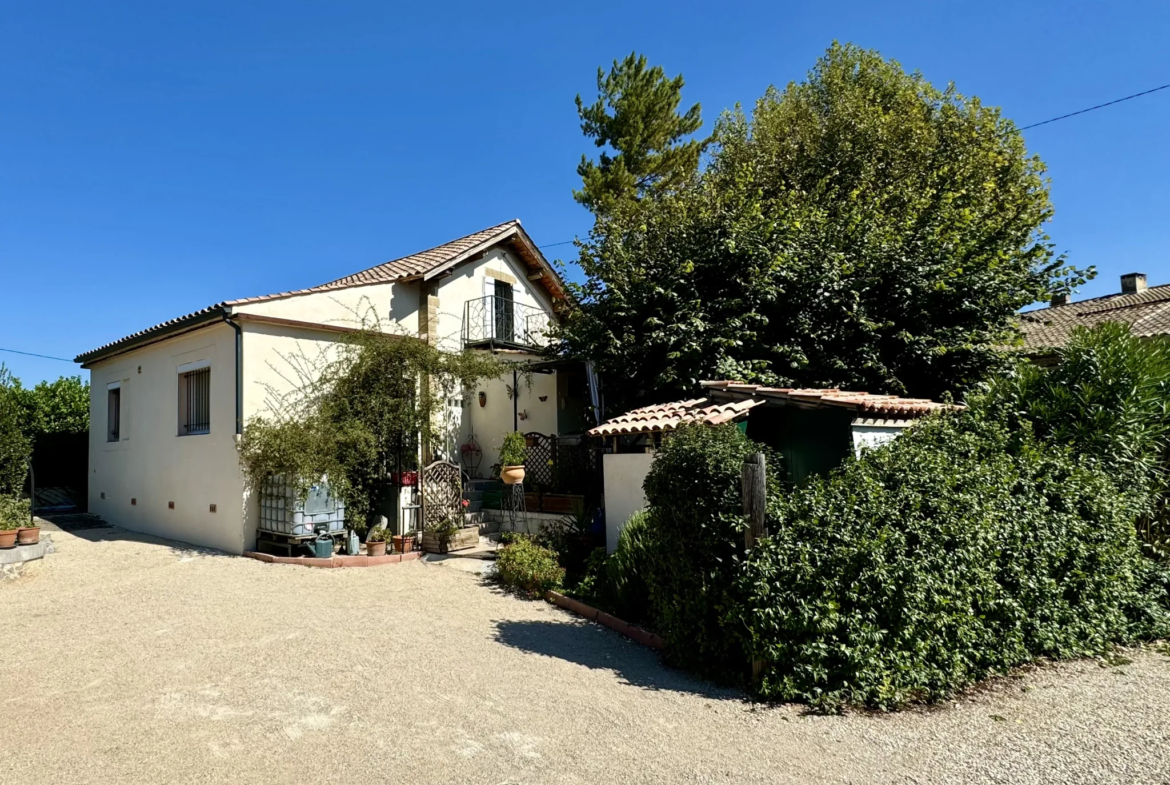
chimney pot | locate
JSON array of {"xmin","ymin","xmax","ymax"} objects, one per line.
[
  {"xmin": 1051, "ymin": 293, "xmax": 1068, "ymax": 307},
  {"xmin": 1121, "ymin": 272, "xmax": 1148, "ymax": 295}
]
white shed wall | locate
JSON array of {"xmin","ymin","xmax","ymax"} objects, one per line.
[{"xmin": 602, "ymin": 451, "xmax": 655, "ymax": 553}]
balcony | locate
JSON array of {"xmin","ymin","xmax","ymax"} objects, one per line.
[{"xmin": 462, "ymin": 295, "xmax": 551, "ymax": 351}]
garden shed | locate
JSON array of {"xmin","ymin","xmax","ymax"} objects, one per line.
[{"xmin": 589, "ymin": 380, "xmax": 958, "ymax": 551}]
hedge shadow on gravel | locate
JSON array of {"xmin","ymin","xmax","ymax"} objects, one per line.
[{"xmin": 491, "ymin": 619, "xmax": 739, "ymax": 699}]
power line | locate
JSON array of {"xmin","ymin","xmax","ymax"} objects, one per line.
[
  {"xmin": 0, "ymin": 347, "xmax": 74, "ymax": 363},
  {"xmin": 1017, "ymin": 83, "xmax": 1170, "ymax": 131},
  {"xmin": 538, "ymin": 240, "xmax": 575, "ymax": 249}
]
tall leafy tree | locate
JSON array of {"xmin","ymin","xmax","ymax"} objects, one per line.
[
  {"xmin": 561, "ymin": 43, "xmax": 1091, "ymax": 411},
  {"xmin": 574, "ymin": 52, "xmax": 706, "ymax": 215}
]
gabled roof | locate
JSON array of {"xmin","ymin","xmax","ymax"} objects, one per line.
[
  {"xmin": 702, "ymin": 381, "xmax": 959, "ymax": 418},
  {"xmin": 76, "ymin": 220, "xmax": 565, "ymax": 365},
  {"xmin": 1019, "ymin": 284, "xmax": 1170, "ymax": 352},
  {"xmin": 588, "ymin": 398, "xmax": 763, "ymax": 436}
]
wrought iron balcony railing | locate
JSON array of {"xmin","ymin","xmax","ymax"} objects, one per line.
[{"xmin": 462, "ymin": 295, "xmax": 551, "ymax": 350}]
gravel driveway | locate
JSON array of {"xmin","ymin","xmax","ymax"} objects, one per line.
[{"xmin": 2, "ymin": 525, "xmax": 1169, "ymax": 784}]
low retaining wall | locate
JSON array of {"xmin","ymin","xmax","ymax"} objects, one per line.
[
  {"xmin": 244, "ymin": 550, "xmax": 422, "ymax": 569},
  {"xmin": 1, "ymin": 534, "xmax": 55, "ymax": 579},
  {"xmin": 546, "ymin": 590, "xmax": 664, "ymax": 651}
]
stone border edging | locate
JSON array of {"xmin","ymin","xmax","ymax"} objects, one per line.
[
  {"xmin": 244, "ymin": 550, "xmax": 422, "ymax": 569},
  {"xmin": 546, "ymin": 590, "xmax": 665, "ymax": 651}
]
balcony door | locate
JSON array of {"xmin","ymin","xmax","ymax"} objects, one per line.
[{"xmin": 493, "ymin": 281, "xmax": 515, "ymax": 342}]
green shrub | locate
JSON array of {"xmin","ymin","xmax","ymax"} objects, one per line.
[
  {"xmin": 496, "ymin": 538, "xmax": 565, "ymax": 599},
  {"xmin": 981, "ymin": 323, "xmax": 1170, "ymax": 556},
  {"xmin": 730, "ymin": 412, "xmax": 1170, "ymax": 712},
  {"xmin": 603, "ymin": 510, "xmax": 655, "ymax": 625},
  {"xmin": 0, "ymin": 494, "xmax": 29, "ymax": 531},
  {"xmin": 640, "ymin": 423, "xmax": 777, "ymax": 678}
]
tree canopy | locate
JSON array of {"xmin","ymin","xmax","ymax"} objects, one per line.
[
  {"xmin": 560, "ymin": 43, "xmax": 1091, "ymax": 411},
  {"xmin": 573, "ymin": 52, "xmax": 705, "ymax": 216}
]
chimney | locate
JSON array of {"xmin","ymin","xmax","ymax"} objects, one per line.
[
  {"xmin": 1121, "ymin": 272, "xmax": 1148, "ymax": 295},
  {"xmin": 1050, "ymin": 293, "xmax": 1068, "ymax": 307}
]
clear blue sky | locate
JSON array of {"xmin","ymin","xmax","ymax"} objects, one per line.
[{"xmin": 2, "ymin": 1, "xmax": 1168, "ymax": 384}]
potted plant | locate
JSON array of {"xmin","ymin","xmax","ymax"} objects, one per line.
[
  {"xmin": 366, "ymin": 526, "xmax": 388, "ymax": 557},
  {"xmin": 392, "ymin": 530, "xmax": 416, "ymax": 554},
  {"xmin": 0, "ymin": 495, "xmax": 27, "ymax": 549},
  {"xmin": 498, "ymin": 431, "xmax": 527, "ymax": 485}
]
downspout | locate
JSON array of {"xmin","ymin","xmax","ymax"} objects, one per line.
[
  {"xmin": 223, "ymin": 313, "xmax": 243, "ymax": 436},
  {"xmin": 512, "ymin": 366, "xmax": 519, "ymax": 432}
]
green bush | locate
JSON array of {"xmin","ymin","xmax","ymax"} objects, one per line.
[
  {"xmin": 602, "ymin": 510, "xmax": 655, "ymax": 625},
  {"xmin": 730, "ymin": 412, "xmax": 1170, "ymax": 712},
  {"xmin": 496, "ymin": 538, "xmax": 565, "ymax": 599},
  {"xmin": 640, "ymin": 423, "xmax": 777, "ymax": 678},
  {"xmin": 982, "ymin": 324, "xmax": 1170, "ymax": 556},
  {"xmin": 0, "ymin": 494, "xmax": 29, "ymax": 531}
]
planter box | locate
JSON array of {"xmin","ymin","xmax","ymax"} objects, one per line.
[{"xmin": 421, "ymin": 526, "xmax": 479, "ymax": 554}]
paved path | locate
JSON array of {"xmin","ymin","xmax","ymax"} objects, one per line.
[{"xmin": 2, "ymin": 526, "xmax": 1169, "ymax": 784}]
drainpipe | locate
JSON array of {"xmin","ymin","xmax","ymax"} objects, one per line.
[
  {"xmin": 512, "ymin": 367, "xmax": 519, "ymax": 432},
  {"xmin": 223, "ymin": 313, "xmax": 243, "ymax": 435}
]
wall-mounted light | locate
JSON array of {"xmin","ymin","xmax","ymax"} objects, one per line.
[
  {"xmin": 478, "ymin": 391, "xmax": 487, "ymax": 408},
  {"xmin": 538, "ymin": 395, "xmax": 547, "ymax": 402}
]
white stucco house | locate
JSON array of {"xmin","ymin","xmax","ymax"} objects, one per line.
[{"xmin": 75, "ymin": 220, "xmax": 595, "ymax": 553}]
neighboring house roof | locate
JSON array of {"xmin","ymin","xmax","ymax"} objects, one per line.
[
  {"xmin": 1018, "ymin": 283, "xmax": 1170, "ymax": 352},
  {"xmin": 588, "ymin": 398, "xmax": 764, "ymax": 436},
  {"xmin": 588, "ymin": 381, "xmax": 958, "ymax": 437},
  {"xmin": 76, "ymin": 220, "xmax": 565, "ymax": 366}
]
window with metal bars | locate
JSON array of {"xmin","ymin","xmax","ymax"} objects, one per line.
[
  {"xmin": 107, "ymin": 386, "xmax": 121, "ymax": 442},
  {"xmin": 179, "ymin": 367, "xmax": 211, "ymax": 436}
]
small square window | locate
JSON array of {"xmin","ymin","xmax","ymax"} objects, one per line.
[
  {"xmin": 178, "ymin": 366, "xmax": 211, "ymax": 436},
  {"xmin": 107, "ymin": 385, "xmax": 121, "ymax": 442}
]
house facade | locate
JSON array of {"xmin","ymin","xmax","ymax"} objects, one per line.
[{"xmin": 75, "ymin": 220, "xmax": 583, "ymax": 553}]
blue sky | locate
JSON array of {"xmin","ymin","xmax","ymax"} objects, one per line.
[{"xmin": 2, "ymin": 1, "xmax": 1168, "ymax": 384}]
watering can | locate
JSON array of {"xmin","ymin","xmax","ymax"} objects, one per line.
[{"xmin": 309, "ymin": 525, "xmax": 334, "ymax": 559}]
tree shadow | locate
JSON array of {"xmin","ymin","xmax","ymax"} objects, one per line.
[{"xmin": 491, "ymin": 618, "xmax": 743, "ymax": 700}]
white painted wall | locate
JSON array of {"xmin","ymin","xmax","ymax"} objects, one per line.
[
  {"xmin": 602, "ymin": 451, "xmax": 655, "ymax": 553},
  {"xmin": 234, "ymin": 280, "xmax": 418, "ymax": 337},
  {"xmin": 83, "ymin": 239, "xmax": 566, "ymax": 551},
  {"xmin": 851, "ymin": 424, "xmax": 910, "ymax": 457},
  {"xmin": 87, "ymin": 323, "xmax": 248, "ymax": 553}
]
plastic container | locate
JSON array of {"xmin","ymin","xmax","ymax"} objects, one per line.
[{"xmin": 259, "ymin": 475, "xmax": 346, "ymax": 537}]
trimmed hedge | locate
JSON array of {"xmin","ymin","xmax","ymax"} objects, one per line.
[
  {"xmin": 639, "ymin": 423, "xmax": 777, "ymax": 678},
  {"xmin": 730, "ymin": 413, "xmax": 1170, "ymax": 711}
]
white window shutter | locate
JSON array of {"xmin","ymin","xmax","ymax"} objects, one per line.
[{"xmin": 483, "ymin": 276, "xmax": 495, "ymax": 339}]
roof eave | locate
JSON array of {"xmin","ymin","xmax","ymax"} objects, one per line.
[{"xmin": 75, "ymin": 306, "xmax": 229, "ymax": 368}]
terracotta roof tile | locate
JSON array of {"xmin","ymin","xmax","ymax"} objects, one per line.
[
  {"xmin": 77, "ymin": 220, "xmax": 558, "ymax": 364},
  {"xmin": 700, "ymin": 381, "xmax": 960, "ymax": 418},
  {"xmin": 588, "ymin": 398, "xmax": 763, "ymax": 436},
  {"xmin": 1019, "ymin": 284, "xmax": 1170, "ymax": 351}
]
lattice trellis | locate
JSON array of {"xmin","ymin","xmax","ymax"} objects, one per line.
[
  {"xmin": 522, "ymin": 432, "xmax": 555, "ymax": 489},
  {"xmin": 420, "ymin": 460, "xmax": 464, "ymax": 531}
]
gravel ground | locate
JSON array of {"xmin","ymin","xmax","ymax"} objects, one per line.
[{"xmin": 2, "ymin": 526, "xmax": 1169, "ymax": 785}]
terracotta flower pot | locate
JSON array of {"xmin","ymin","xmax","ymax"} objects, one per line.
[
  {"xmin": 366, "ymin": 540, "xmax": 387, "ymax": 557},
  {"xmin": 392, "ymin": 534, "xmax": 414, "ymax": 554},
  {"xmin": 501, "ymin": 465, "xmax": 526, "ymax": 485},
  {"xmin": 0, "ymin": 530, "xmax": 17, "ymax": 549},
  {"xmin": 17, "ymin": 527, "xmax": 40, "ymax": 546}
]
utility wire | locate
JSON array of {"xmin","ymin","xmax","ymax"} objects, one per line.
[
  {"xmin": 1017, "ymin": 83, "xmax": 1170, "ymax": 131},
  {"xmin": 0, "ymin": 347, "xmax": 74, "ymax": 363}
]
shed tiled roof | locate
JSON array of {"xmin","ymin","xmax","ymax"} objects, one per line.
[
  {"xmin": 701, "ymin": 381, "xmax": 959, "ymax": 418},
  {"xmin": 588, "ymin": 398, "xmax": 763, "ymax": 436},
  {"xmin": 76, "ymin": 220, "xmax": 562, "ymax": 364},
  {"xmin": 1019, "ymin": 284, "xmax": 1170, "ymax": 351}
]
